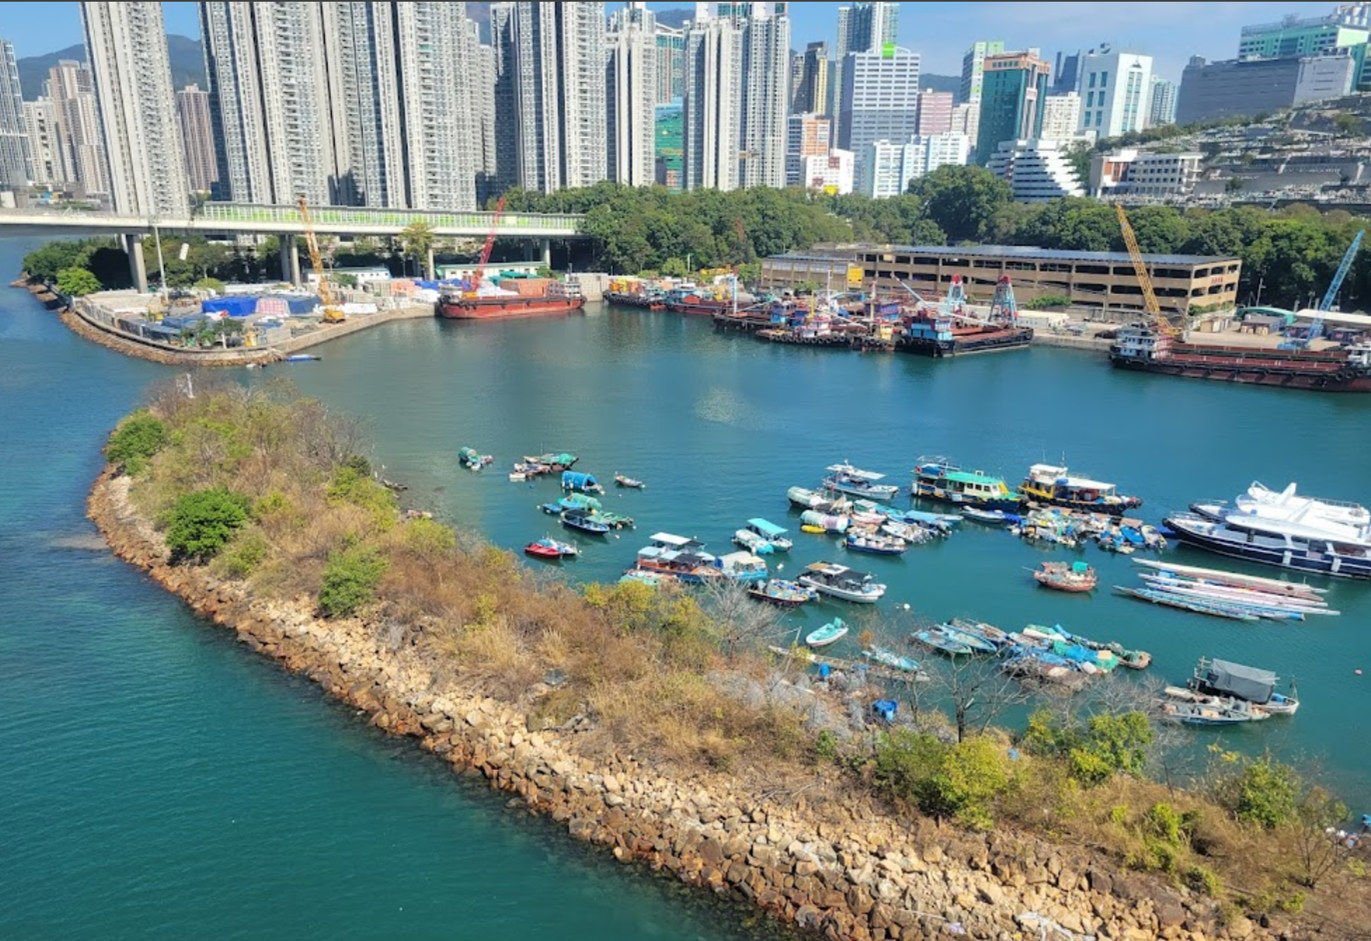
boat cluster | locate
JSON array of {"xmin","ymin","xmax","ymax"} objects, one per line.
[
  {"xmin": 1116, "ymin": 560, "xmax": 1339, "ymax": 622},
  {"xmin": 1009, "ymin": 506, "xmax": 1168, "ymax": 554},
  {"xmin": 1157, "ymin": 657, "xmax": 1300, "ymax": 726}
]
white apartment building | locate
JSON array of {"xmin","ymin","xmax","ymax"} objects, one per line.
[
  {"xmin": 785, "ymin": 112, "xmax": 830, "ymax": 186},
  {"xmin": 736, "ymin": 3, "xmax": 789, "ymax": 189},
  {"xmin": 950, "ymin": 101, "xmax": 979, "ymax": 148},
  {"xmin": 860, "ymin": 132, "xmax": 968, "ymax": 198},
  {"xmin": 23, "ymin": 100, "xmax": 62, "ymax": 186},
  {"xmin": 1147, "ymin": 77, "xmax": 1178, "ymax": 128},
  {"xmin": 800, "ymin": 148, "xmax": 854, "ymax": 194},
  {"xmin": 1040, "ymin": 92, "xmax": 1081, "ymax": 142},
  {"xmin": 175, "ymin": 84, "xmax": 217, "ymax": 194},
  {"xmin": 833, "ymin": 2, "xmax": 899, "ymax": 119},
  {"xmin": 608, "ymin": 3, "xmax": 658, "ymax": 187},
  {"xmin": 986, "ymin": 138, "xmax": 1084, "ymax": 201},
  {"xmin": 1076, "ymin": 45, "xmax": 1153, "ymax": 138},
  {"xmin": 327, "ymin": 2, "xmax": 406, "ymax": 208},
  {"xmin": 41, "ymin": 60, "xmax": 107, "ymax": 197},
  {"xmin": 1091, "ymin": 148, "xmax": 1202, "ymax": 198}
]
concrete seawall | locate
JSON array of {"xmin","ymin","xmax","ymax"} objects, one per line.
[{"xmin": 86, "ymin": 467, "xmax": 1294, "ymax": 941}]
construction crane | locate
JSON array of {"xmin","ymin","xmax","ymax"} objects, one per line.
[
  {"xmin": 467, "ymin": 195, "xmax": 507, "ymax": 296},
  {"xmin": 1114, "ymin": 203, "xmax": 1178, "ymax": 338},
  {"xmin": 1310, "ymin": 228, "xmax": 1363, "ymax": 343},
  {"xmin": 297, "ymin": 195, "xmax": 344, "ymax": 323}
]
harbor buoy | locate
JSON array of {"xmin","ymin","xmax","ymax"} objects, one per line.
[{"xmin": 1357, "ymin": 668, "xmax": 1364, "ymax": 676}]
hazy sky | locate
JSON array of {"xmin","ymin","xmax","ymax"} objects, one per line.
[{"xmin": 0, "ymin": 1, "xmax": 1339, "ymax": 83}]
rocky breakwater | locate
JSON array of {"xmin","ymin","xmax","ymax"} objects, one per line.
[{"xmin": 88, "ymin": 468, "xmax": 1289, "ymax": 941}]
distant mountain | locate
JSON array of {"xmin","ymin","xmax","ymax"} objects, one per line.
[
  {"xmin": 16, "ymin": 34, "xmax": 204, "ymax": 99},
  {"xmin": 921, "ymin": 74, "xmax": 961, "ymax": 97}
]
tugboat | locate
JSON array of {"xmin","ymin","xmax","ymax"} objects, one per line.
[
  {"xmin": 1018, "ymin": 464, "xmax": 1142, "ymax": 515},
  {"xmin": 912, "ymin": 456, "xmax": 1022, "ymax": 512}
]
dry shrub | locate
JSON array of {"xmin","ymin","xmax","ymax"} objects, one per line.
[{"xmin": 448, "ymin": 619, "xmax": 542, "ymax": 690}]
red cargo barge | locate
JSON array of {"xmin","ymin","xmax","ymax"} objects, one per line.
[
  {"xmin": 1109, "ymin": 325, "xmax": 1371, "ymax": 392},
  {"xmin": 436, "ymin": 280, "xmax": 585, "ymax": 320}
]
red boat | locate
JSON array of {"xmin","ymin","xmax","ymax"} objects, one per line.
[
  {"xmin": 437, "ymin": 281, "xmax": 585, "ymax": 320},
  {"xmin": 524, "ymin": 537, "xmax": 579, "ymax": 560}
]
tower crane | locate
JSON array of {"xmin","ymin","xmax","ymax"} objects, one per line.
[
  {"xmin": 1114, "ymin": 203, "xmax": 1179, "ymax": 338},
  {"xmin": 467, "ymin": 195, "xmax": 507, "ymax": 296},
  {"xmin": 1309, "ymin": 228, "xmax": 1363, "ymax": 344},
  {"xmin": 297, "ymin": 195, "xmax": 345, "ymax": 323}
]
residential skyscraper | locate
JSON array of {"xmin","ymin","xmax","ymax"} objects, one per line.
[
  {"xmin": 960, "ymin": 40, "xmax": 1005, "ymax": 104},
  {"xmin": 1040, "ymin": 92, "xmax": 1082, "ymax": 142},
  {"xmin": 785, "ymin": 111, "xmax": 830, "ymax": 185},
  {"xmin": 0, "ymin": 39, "xmax": 29, "ymax": 190},
  {"xmin": 1147, "ymin": 76, "xmax": 1178, "ymax": 128},
  {"xmin": 736, "ymin": 3, "xmax": 790, "ymax": 189},
  {"xmin": 655, "ymin": 99, "xmax": 684, "ymax": 189},
  {"xmin": 833, "ymin": 3, "xmax": 898, "ymax": 124},
  {"xmin": 200, "ymin": 2, "xmax": 274, "ymax": 203},
  {"xmin": 23, "ymin": 100, "xmax": 62, "ymax": 186},
  {"xmin": 915, "ymin": 89, "xmax": 953, "ymax": 135},
  {"xmin": 608, "ymin": 2, "xmax": 657, "ymax": 186},
  {"xmin": 1076, "ymin": 45, "xmax": 1152, "ymax": 138},
  {"xmin": 491, "ymin": 3, "xmax": 519, "ymax": 193},
  {"xmin": 860, "ymin": 132, "xmax": 969, "ymax": 198},
  {"xmin": 175, "ymin": 84, "xmax": 218, "ymax": 194},
  {"xmin": 500, "ymin": 2, "xmax": 608, "ymax": 193},
  {"xmin": 472, "ymin": 37, "xmax": 499, "ymax": 204},
  {"xmin": 684, "ymin": 12, "xmax": 741, "ymax": 190},
  {"xmin": 793, "ymin": 41, "xmax": 830, "ymax": 115},
  {"xmin": 839, "ymin": 45, "xmax": 920, "ymax": 180},
  {"xmin": 327, "ymin": 2, "xmax": 405, "ymax": 208},
  {"xmin": 80, "ymin": 2, "xmax": 188, "ymax": 216},
  {"xmin": 974, "ymin": 50, "xmax": 1050, "ymax": 165},
  {"xmin": 43, "ymin": 60, "xmax": 106, "ymax": 197},
  {"xmin": 655, "ymin": 24, "xmax": 687, "ymax": 104},
  {"xmin": 1052, "ymin": 49, "xmax": 1081, "ymax": 94}
]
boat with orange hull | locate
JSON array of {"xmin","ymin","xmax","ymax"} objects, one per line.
[
  {"xmin": 605, "ymin": 291, "xmax": 666, "ymax": 311},
  {"xmin": 436, "ymin": 281, "xmax": 585, "ymax": 320},
  {"xmin": 1109, "ymin": 325, "xmax": 1371, "ymax": 392}
]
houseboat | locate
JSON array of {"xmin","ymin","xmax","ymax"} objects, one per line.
[{"xmin": 912, "ymin": 457, "xmax": 1022, "ymax": 512}]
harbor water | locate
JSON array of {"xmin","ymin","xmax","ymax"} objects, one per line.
[{"xmin": 4, "ymin": 233, "xmax": 1370, "ymax": 936}]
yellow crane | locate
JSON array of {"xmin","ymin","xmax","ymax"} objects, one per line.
[
  {"xmin": 1114, "ymin": 203, "xmax": 1178, "ymax": 338},
  {"xmin": 297, "ymin": 195, "xmax": 345, "ymax": 323}
]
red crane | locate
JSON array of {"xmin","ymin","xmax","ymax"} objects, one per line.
[{"xmin": 467, "ymin": 194, "xmax": 507, "ymax": 295}]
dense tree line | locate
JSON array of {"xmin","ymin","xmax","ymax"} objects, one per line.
[
  {"xmin": 23, "ymin": 167, "xmax": 1369, "ymax": 311},
  {"xmin": 504, "ymin": 168, "xmax": 1371, "ymax": 311}
]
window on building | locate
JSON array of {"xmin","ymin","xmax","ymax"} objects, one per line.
[
  {"xmin": 1100, "ymin": 70, "xmax": 1108, "ymax": 87},
  {"xmin": 1088, "ymin": 73, "xmax": 1096, "ymax": 88}
]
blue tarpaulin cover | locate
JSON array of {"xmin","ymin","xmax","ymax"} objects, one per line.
[{"xmin": 202, "ymin": 296, "xmax": 257, "ymax": 316}]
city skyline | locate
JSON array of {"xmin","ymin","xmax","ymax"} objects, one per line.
[{"xmin": 0, "ymin": 1, "xmax": 1339, "ymax": 83}]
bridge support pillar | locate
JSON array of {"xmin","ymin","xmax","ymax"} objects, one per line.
[
  {"xmin": 279, "ymin": 234, "xmax": 301, "ymax": 286},
  {"xmin": 126, "ymin": 233, "xmax": 147, "ymax": 293},
  {"xmin": 425, "ymin": 246, "xmax": 435, "ymax": 280},
  {"xmin": 540, "ymin": 238, "xmax": 551, "ymax": 269}
]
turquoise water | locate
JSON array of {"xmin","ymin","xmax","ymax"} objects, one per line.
[
  {"xmin": 0, "ymin": 238, "xmax": 793, "ymax": 941},
  {"xmin": 256, "ymin": 300, "xmax": 1371, "ymax": 808},
  {"xmin": 5, "ymin": 235, "xmax": 1371, "ymax": 941}
]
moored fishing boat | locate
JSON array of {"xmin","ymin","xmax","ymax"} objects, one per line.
[
  {"xmin": 1131, "ymin": 559, "xmax": 1325, "ymax": 600},
  {"xmin": 523, "ymin": 537, "xmax": 579, "ymax": 559},
  {"xmin": 620, "ymin": 568, "xmax": 678, "ymax": 588},
  {"xmin": 1136, "ymin": 574, "xmax": 1337, "ymax": 616},
  {"xmin": 805, "ymin": 618, "xmax": 849, "ymax": 648},
  {"xmin": 787, "ymin": 486, "xmax": 833, "ymax": 510},
  {"xmin": 1188, "ymin": 657, "xmax": 1300, "ymax": 716},
  {"xmin": 525, "ymin": 452, "xmax": 578, "ymax": 471},
  {"xmin": 739, "ymin": 518, "xmax": 792, "ymax": 552},
  {"xmin": 844, "ymin": 530, "xmax": 907, "ymax": 555},
  {"xmin": 560, "ymin": 510, "xmax": 610, "ymax": 535},
  {"xmin": 1017, "ymin": 464, "xmax": 1142, "ymax": 516},
  {"xmin": 747, "ymin": 579, "xmax": 816, "ymax": 607},
  {"xmin": 797, "ymin": 562, "xmax": 887, "ymax": 603},
  {"xmin": 437, "ymin": 278, "xmax": 586, "ymax": 320},
  {"xmin": 458, "ymin": 446, "xmax": 494, "ymax": 470},
  {"xmin": 862, "ymin": 646, "xmax": 921, "ymax": 673},
  {"xmin": 718, "ymin": 550, "xmax": 769, "ymax": 583},
  {"xmin": 561, "ymin": 471, "xmax": 604, "ymax": 494},
  {"xmin": 1158, "ymin": 700, "xmax": 1268, "ymax": 726},
  {"xmin": 934, "ymin": 622, "xmax": 1000, "ymax": 655},
  {"xmin": 961, "ymin": 506, "xmax": 1016, "ymax": 525},
  {"xmin": 613, "ymin": 473, "xmax": 646, "ymax": 489},
  {"xmin": 800, "ymin": 509, "xmax": 850, "ymax": 534},
  {"xmin": 823, "ymin": 462, "xmax": 902, "ymax": 501},
  {"xmin": 911, "ymin": 627, "xmax": 973, "ymax": 656},
  {"xmin": 912, "ymin": 457, "xmax": 1022, "ymax": 512},
  {"xmin": 945, "ymin": 618, "xmax": 1012, "ymax": 651},
  {"xmin": 1033, "ymin": 560, "xmax": 1097, "ymax": 593}
]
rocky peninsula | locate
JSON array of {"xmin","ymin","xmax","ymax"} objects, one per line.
[{"xmin": 87, "ymin": 386, "xmax": 1362, "ymax": 940}]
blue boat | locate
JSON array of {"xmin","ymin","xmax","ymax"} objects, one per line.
[
  {"xmin": 935, "ymin": 622, "xmax": 1000, "ymax": 654},
  {"xmin": 561, "ymin": 471, "xmax": 604, "ymax": 494},
  {"xmin": 862, "ymin": 646, "xmax": 921, "ymax": 674},
  {"xmin": 805, "ymin": 618, "xmax": 848, "ymax": 648},
  {"xmin": 561, "ymin": 510, "xmax": 610, "ymax": 535},
  {"xmin": 912, "ymin": 628, "xmax": 972, "ymax": 656}
]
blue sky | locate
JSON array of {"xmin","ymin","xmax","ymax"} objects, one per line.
[{"xmin": 0, "ymin": 1, "xmax": 1339, "ymax": 82}]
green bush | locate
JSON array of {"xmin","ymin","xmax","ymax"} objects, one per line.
[
  {"xmin": 813, "ymin": 729, "xmax": 840, "ymax": 763},
  {"xmin": 873, "ymin": 731, "xmax": 1010, "ymax": 829},
  {"xmin": 1183, "ymin": 864, "xmax": 1221, "ymax": 896},
  {"xmin": 56, "ymin": 266, "xmax": 101, "ymax": 297},
  {"xmin": 1025, "ymin": 710, "xmax": 1153, "ymax": 787},
  {"xmin": 214, "ymin": 530, "xmax": 269, "ymax": 579},
  {"xmin": 105, "ymin": 411, "xmax": 168, "ymax": 474},
  {"xmin": 1143, "ymin": 802, "xmax": 1185, "ymax": 847},
  {"xmin": 1226, "ymin": 754, "xmax": 1299, "ymax": 830},
  {"xmin": 193, "ymin": 276, "xmax": 225, "ymax": 293},
  {"xmin": 318, "ymin": 544, "xmax": 387, "ymax": 617},
  {"xmin": 164, "ymin": 487, "xmax": 251, "ymax": 562},
  {"xmin": 1025, "ymin": 293, "xmax": 1072, "ymax": 310},
  {"xmin": 326, "ymin": 462, "xmax": 396, "ymax": 524}
]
